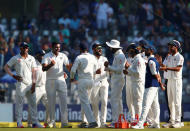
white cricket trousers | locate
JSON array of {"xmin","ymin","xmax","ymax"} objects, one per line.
[
  {"xmin": 28, "ymin": 85, "xmax": 50, "ymax": 124},
  {"xmin": 78, "ymin": 78, "xmax": 96, "ymax": 123},
  {"xmin": 139, "ymin": 87, "xmax": 160, "ymax": 126},
  {"xmin": 110, "ymin": 75, "xmax": 125, "ymax": 123},
  {"xmin": 126, "ymin": 76, "xmax": 135, "ymax": 120},
  {"xmin": 167, "ymin": 79, "xmax": 182, "ymax": 123},
  {"xmin": 132, "ymin": 81, "xmax": 144, "ymax": 117},
  {"xmin": 46, "ymin": 78, "xmax": 68, "ymax": 124},
  {"xmin": 91, "ymin": 81, "xmax": 109, "ymax": 125},
  {"xmin": 15, "ymin": 83, "xmax": 38, "ymax": 124}
]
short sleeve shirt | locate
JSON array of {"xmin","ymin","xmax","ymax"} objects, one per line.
[
  {"xmin": 42, "ymin": 51, "xmax": 69, "ymax": 79},
  {"xmin": 7, "ymin": 54, "xmax": 36, "ymax": 85},
  {"xmin": 165, "ymin": 53, "xmax": 184, "ymax": 79}
]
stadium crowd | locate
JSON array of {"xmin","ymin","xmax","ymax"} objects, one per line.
[{"xmin": 0, "ymin": 0, "xmax": 190, "ymax": 104}]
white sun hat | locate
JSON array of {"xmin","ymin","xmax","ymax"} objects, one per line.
[{"xmin": 106, "ymin": 39, "xmax": 122, "ymax": 49}]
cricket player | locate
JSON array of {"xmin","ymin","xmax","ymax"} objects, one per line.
[
  {"xmin": 28, "ymin": 50, "xmax": 50, "ymax": 128},
  {"xmin": 124, "ymin": 46, "xmax": 135, "ymax": 122},
  {"xmin": 70, "ymin": 43, "xmax": 99, "ymax": 128},
  {"xmin": 104, "ymin": 39, "xmax": 126, "ymax": 127},
  {"xmin": 91, "ymin": 43, "xmax": 109, "ymax": 127},
  {"xmin": 132, "ymin": 45, "xmax": 165, "ymax": 129},
  {"xmin": 4, "ymin": 42, "xmax": 43, "ymax": 128},
  {"xmin": 160, "ymin": 40, "xmax": 184, "ymax": 128},
  {"xmin": 42, "ymin": 42, "xmax": 72, "ymax": 128},
  {"xmin": 124, "ymin": 43, "xmax": 146, "ymax": 121}
]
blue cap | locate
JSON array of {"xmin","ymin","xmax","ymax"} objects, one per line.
[
  {"xmin": 35, "ymin": 50, "xmax": 45, "ymax": 56},
  {"xmin": 144, "ymin": 44, "xmax": 157, "ymax": 53},
  {"xmin": 20, "ymin": 42, "xmax": 29, "ymax": 48},
  {"xmin": 139, "ymin": 40, "xmax": 148, "ymax": 48},
  {"xmin": 79, "ymin": 43, "xmax": 88, "ymax": 51}
]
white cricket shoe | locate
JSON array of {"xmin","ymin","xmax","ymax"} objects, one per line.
[
  {"xmin": 131, "ymin": 124, "xmax": 144, "ymax": 129},
  {"xmin": 148, "ymin": 124, "xmax": 160, "ymax": 128},
  {"xmin": 162, "ymin": 123, "xmax": 172, "ymax": 128},
  {"xmin": 181, "ymin": 122, "xmax": 184, "ymax": 127},
  {"xmin": 172, "ymin": 122, "xmax": 181, "ymax": 128}
]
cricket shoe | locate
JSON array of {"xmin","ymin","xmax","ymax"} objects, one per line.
[
  {"xmin": 48, "ymin": 122, "xmax": 56, "ymax": 128},
  {"xmin": 148, "ymin": 124, "xmax": 160, "ymax": 128},
  {"xmin": 85, "ymin": 122, "xmax": 98, "ymax": 128},
  {"xmin": 32, "ymin": 122, "xmax": 44, "ymax": 128},
  {"xmin": 61, "ymin": 123, "xmax": 72, "ymax": 128},
  {"xmin": 181, "ymin": 122, "xmax": 184, "ymax": 127},
  {"xmin": 131, "ymin": 124, "xmax": 144, "ymax": 129},
  {"xmin": 162, "ymin": 122, "xmax": 173, "ymax": 128},
  {"xmin": 78, "ymin": 122, "xmax": 88, "ymax": 128},
  {"xmin": 106, "ymin": 122, "xmax": 115, "ymax": 128},
  {"xmin": 17, "ymin": 122, "xmax": 24, "ymax": 128},
  {"xmin": 172, "ymin": 122, "xmax": 181, "ymax": 128}
]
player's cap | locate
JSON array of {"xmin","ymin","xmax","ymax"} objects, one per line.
[
  {"xmin": 79, "ymin": 43, "xmax": 88, "ymax": 51},
  {"xmin": 138, "ymin": 40, "xmax": 148, "ymax": 48},
  {"xmin": 35, "ymin": 50, "xmax": 45, "ymax": 56},
  {"xmin": 168, "ymin": 40, "xmax": 182, "ymax": 53},
  {"xmin": 20, "ymin": 42, "xmax": 29, "ymax": 48},
  {"xmin": 106, "ymin": 39, "xmax": 122, "ymax": 49},
  {"xmin": 126, "ymin": 43, "xmax": 140, "ymax": 54},
  {"xmin": 144, "ymin": 44, "xmax": 157, "ymax": 53}
]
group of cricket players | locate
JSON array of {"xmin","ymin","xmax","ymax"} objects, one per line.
[{"xmin": 3, "ymin": 38, "xmax": 184, "ymax": 129}]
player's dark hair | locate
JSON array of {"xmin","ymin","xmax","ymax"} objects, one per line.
[{"xmin": 52, "ymin": 42, "xmax": 60, "ymax": 47}]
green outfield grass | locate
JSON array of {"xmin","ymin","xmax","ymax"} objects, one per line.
[
  {"xmin": 0, "ymin": 128, "xmax": 190, "ymax": 131},
  {"xmin": 0, "ymin": 122, "xmax": 190, "ymax": 131}
]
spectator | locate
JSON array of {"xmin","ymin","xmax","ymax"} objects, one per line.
[
  {"xmin": 78, "ymin": 0, "xmax": 90, "ymax": 17},
  {"xmin": 58, "ymin": 13, "xmax": 71, "ymax": 27},
  {"xmin": 58, "ymin": 24, "xmax": 70, "ymax": 47},
  {"xmin": 95, "ymin": 0, "xmax": 109, "ymax": 30}
]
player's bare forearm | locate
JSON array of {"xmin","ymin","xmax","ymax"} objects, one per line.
[
  {"xmin": 42, "ymin": 63, "xmax": 54, "ymax": 71},
  {"xmin": 4, "ymin": 64, "xmax": 14, "ymax": 77}
]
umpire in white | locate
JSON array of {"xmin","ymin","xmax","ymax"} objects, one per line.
[{"xmin": 104, "ymin": 40, "xmax": 126, "ymax": 127}]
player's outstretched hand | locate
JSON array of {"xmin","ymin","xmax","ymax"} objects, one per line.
[
  {"xmin": 125, "ymin": 62, "xmax": 130, "ymax": 69},
  {"xmin": 13, "ymin": 75, "xmax": 23, "ymax": 82}
]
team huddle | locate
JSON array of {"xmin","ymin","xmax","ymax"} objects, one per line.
[{"xmin": 3, "ymin": 38, "xmax": 184, "ymax": 129}]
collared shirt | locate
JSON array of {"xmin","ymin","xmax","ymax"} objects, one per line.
[
  {"xmin": 164, "ymin": 52, "xmax": 184, "ymax": 79},
  {"xmin": 42, "ymin": 51, "xmax": 69, "ymax": 79},
  {"xmin": 148, "ymin": 55, "xmax": 158, "ymax": 75},
  {"xmin": 35, "ymin": 60, "xmax": 46, "ymax": 87},
  {"xmin": 7, "ymin": 54, "xmax": 36, "ymax": 85},
  {"xmin": 70, "ymin": 52, "xmax": 98, "ymax": 80},
  {"xmin": 108, "ymin": 49, "xmax": 126, "ymax": 77},
  {"xmin": 94, "ymin": 55, "xmax": 109, "ymax": 83},
  {"xmin": 127, "ymin": 54, "xmax": 146, "ymax": 82}
]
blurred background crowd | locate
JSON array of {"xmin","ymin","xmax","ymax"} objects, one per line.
[{"xmin": 0, "ymin": 0, "xmax": 190, "ymax": 104}]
